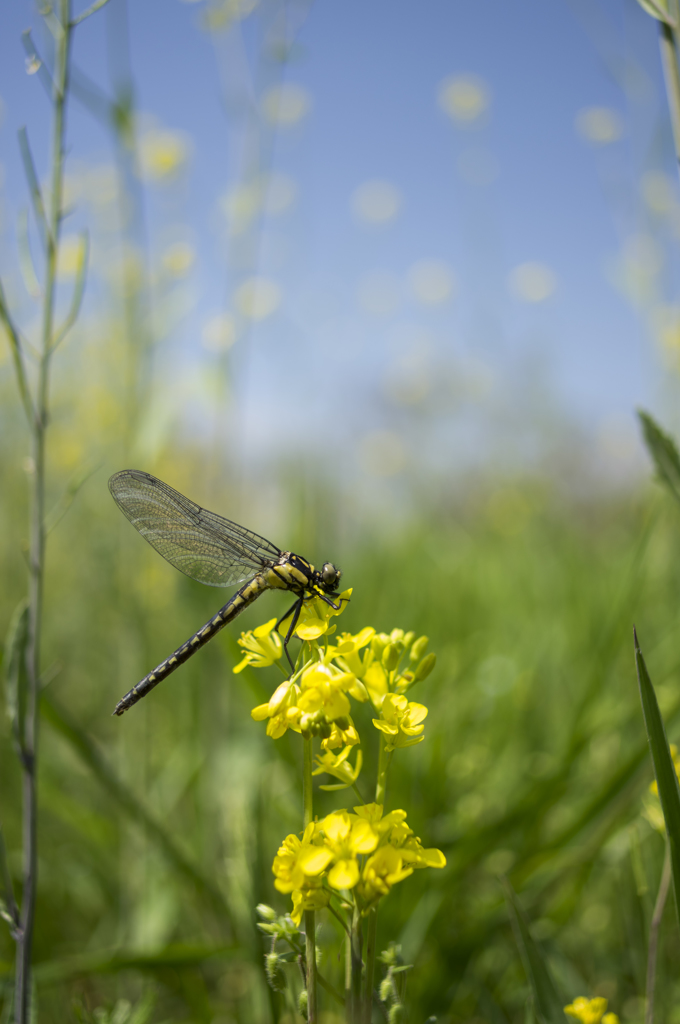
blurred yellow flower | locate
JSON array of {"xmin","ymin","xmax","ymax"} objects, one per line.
[
  {"xmin": 234, "ymin": 276, "xmax": 281, "ymax": 320},
  {"xmin": 564, "ymin": 996, "xmax": 618, "ymax": 1024},
  {"xmin": 575, "ymin": 107, "xmax": 623, "ymax": 145},
  {"xmin": 202, "ymin": 313, "xmax": 236, "ymax": 353},
  {"xmin": 262, "ymin": 83, "xmax": 311, "ymax": 126},
  {"xmin": 162, "ymin": 242, "xmax": 195, "ymax": 278},
  {"xmin": 57, "ymin": 234, "xmax": 87, "ymax": 280},
  {"xmin": 138, "ymin": 129, "xmax": 190, "ymax": 180},
  {"xmin": 351, "ymin": 180, "xmax": 402, "ymax": 225},
  {"xmin": 408, "ymin": 259, "xmax": 456, "ymax": 305},
  {"xmin": 508, "ymin": 262, "xmax": 556, "ymax": 303},
  {"xmin": 251, "ymin": 678, "xmax": 301, "ymax": 738},
  {"xmin": 438, "ymin": 74, "xmax": 490, "ymax": 124}
]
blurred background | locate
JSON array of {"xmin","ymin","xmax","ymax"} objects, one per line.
[{"xmin": 2, "ymin": 0, "xmax": 680, "ymax": 1021}]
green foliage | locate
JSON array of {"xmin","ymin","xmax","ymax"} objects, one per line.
[
  {"xmin": 638, "ymin": 410, "xmax": 680, "ymax": 506},
  {"xmin": 634, "ymin": 633, "xmax": 680, "ymax": 928}
]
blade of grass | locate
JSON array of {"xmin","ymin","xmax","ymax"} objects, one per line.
[
  {"xmin": 40, "ymin": 693, "xmax": 236, "ymax": 934},
  {"xmin": 502, "ymin": 877, "xmax": 565, "ymax": 1024},
  {"xmin": 638, "ymin": 410, "xmax": 680, "ymax": 505},
  {"xmin": 634, "ymin": 629, "xmax": 680, "ymax": 928}
]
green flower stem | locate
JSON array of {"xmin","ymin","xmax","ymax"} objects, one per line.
[
  {"xmin": 363, "ymin": 907, "xmax": 378, "ymax": 1024},
  {"xmin": 303, "ymin": 736, "xmax": 317, "ymax": 1023},
  {"xmin": 350, "ymin": 904, "xmax": 364, "ymax": 1024},
  {"xmin": 375, "ymin": 733, "xmax": 391, "ymax": 807}
]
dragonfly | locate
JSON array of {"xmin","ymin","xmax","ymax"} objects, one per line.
[{"xmin": 109, "ymin": 469, "xmax": 343, "ymax": 717}]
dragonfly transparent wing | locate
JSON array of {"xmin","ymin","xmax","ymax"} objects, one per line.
[{"xmin": 109, "ymin": 469, "xmax": 282, "ymax": 588}]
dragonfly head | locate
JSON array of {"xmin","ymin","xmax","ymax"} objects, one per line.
[{"xmin": 319, "ymin": 562, "xmax": 342, "ymax": 594}]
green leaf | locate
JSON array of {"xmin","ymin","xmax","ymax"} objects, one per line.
[
  {"xmin": 502, "ymin": 878, "xmax": 565, "ymax": 1024},
  {"xmin": 638, "ymin": 410, "xmax": 680, "ymax": 504},
  {"xmin": 634, "ymin": 629, "xmax": 680, "ymax": 928}
]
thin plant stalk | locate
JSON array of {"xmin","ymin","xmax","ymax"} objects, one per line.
[
  {"xmin": 646, "ymin": 838, "xmax": 672, "ymax": 1024},
  {"xmin": 659, "ymin": 19, "xmax": 680, "ymax": 177},
  {"xmin": 14, "ymin": 5, "xmax": 72, "ymax": 1020},
  {"xmin": 363, "ymin": 909, "xmax": 378, "ymax": 1024},
  {"xmin": 303, "ymin": 736, "xmax": 317, "ymax": 1023}
]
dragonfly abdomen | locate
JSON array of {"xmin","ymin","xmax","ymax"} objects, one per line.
[{"xmin": 112, "ymin": 573, "xmax": 270, "ymax": 716}]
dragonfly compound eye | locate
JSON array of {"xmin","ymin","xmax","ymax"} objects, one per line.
[{"xmin": 321, "ymin": 562, "xmax": 341, "ymax": 589}]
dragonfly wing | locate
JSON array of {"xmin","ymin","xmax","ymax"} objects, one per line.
[{"xmin": 109, "ymin": 469, "xmax": 282, "ymax": 588}]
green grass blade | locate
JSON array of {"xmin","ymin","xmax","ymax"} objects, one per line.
[
  {"xmin": 40, "ymin": 694, "xmax": 236, "ymax": 933},
  {"xmin": 502, "ymin": 877, "xmax": 565, "ymax": 1024},
  {"xmin": 638, "ymin": 410, "xmax": 680, "ymax": 505},
  {"xmin": 634, "ymin": 629, "xmax": 680, "ymax": 928}
]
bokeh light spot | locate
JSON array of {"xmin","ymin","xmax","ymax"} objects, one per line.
[
  {"xmin": 358, "ymin": 430, "xmax": 406, "ymax": 477},
  {"xmin": 162, "ymin": 242, "xmax": 196, "ymax": 277},
  {"xmin": 262, "ymin": 84, "xmax": 311, "ymax": 126},
  {"xmin": 575, "ymin": 107, "xmax": 623, "ymax": 144},
  {"xmin": 202, "ymin": 313, "xmax": 237, "ymax": 352},
  {"xmin": 438, "ymin": 74, "xmax": 490, "ymax": 124},
  {"xmin": 57, "ymin": 235, "xmax": 86, "ymax": 280},
  {"xmin": 357, "ymin": 271, "xmax": 400, "ymax": 316},
  {"xmin": 234, "ymin": 276, "xmax": 281, "ymax": 320},
  {"xmin": 408, "ymin": 260, "xmax": 455, "ymax": 305},
  {"xmin": 138, "ymin": 129, "xmax": 191, "ymax": 180},
  {"xmin": 508, "ymin": 262, "xmax": 556, "ymax": 303},
  {"xmin": 642, "ymin": 171, "xmax": 677, "ymax": 216},
  {"xmin": 351, "ymin": 180, "xmax": 402, "ymax": 225}
]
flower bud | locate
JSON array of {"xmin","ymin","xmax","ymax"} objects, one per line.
[
  {"xmin": 390, "ymin": 628, "xmax": 405, "ymax": 643},
  {"xmin": 265, "ymin": 951, "xmax": 286, "ymax": 992},
  {"xmin": 379, "ymin": 978, "xmax": 393, "ymax": 1002},
  {"xmin": 414, "ymin": 652, "xmax": 436, "ymax": 681},
  {"xmin": 409, "ymin": 635, "xmax": 429, "ymax": 662},
  {"xmin": 256, "ymin": 903, "xmax": 277, "ymax": 921},
  {"xmin": 388, "ymin": 1003, "xmax": 403, "ymax": 1023},
  {"xmin": 402, "ymin": 631, "xmax": 416, "ymax": 650},
  {"xmin": 298, "ymin": 988, "xmax": 308, "ymax": 1018},
  {"xmin": 382, "ymin": 643, "xmax": 400, "ymax": 672},
  {"xmin": 371, "ymin": 634, "xmax": 388, "ymax": 660},
  {"xmin": 334, "ymin": 716, "xmax": 350, "ymax": 731}
]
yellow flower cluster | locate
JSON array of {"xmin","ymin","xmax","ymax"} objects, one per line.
[
  {"xmin": 564, "ymin": 996, "xmax": 619, "ymax": 1024},
  {"xmin": 243, "ymin": 603, "xmax": 436, "ymax": 769},
  {"xmin": 272, "ymin": 804, "xmax": 446, "ymax": 925}
]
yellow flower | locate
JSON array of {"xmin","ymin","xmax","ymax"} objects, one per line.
[
  {"xmin": 298, "ymin": 663, "xmax": 352, "ymax": 721},
  {"xmin": 331, "ymin": 627, "xmax": 376, "ymax": 679},
  {"xmin": 564, "ymin": 997, "xmax": 618, "ymax": 1024},
  {"xmin": 313, "ymin": 746, "xmax": 363, "ymax": 790},
  {"xmin": 372, "ymin": 693, "xmax": 428, "ymax": 750},
  {"xmin": 319, "ymin": 811, "xmax": 379, "ymax": 889},
  {"xmin": 279, "ymin": 588, "xmax": 352, "ymax": 641},
  {"xmin": 357, "ymin": 844, "xmax": 413, "ymax": 905},
  {"xmin": 272, "ymin": 823, "xmax": 332, "ymax": 894},
  {"xmin": 251, "ymin": 679, "xmax": 301, "ymax": 738},
  {"xmin": 319, "ymin": 718, "xmax": 361, "ymax": 752},
  {"xmin": 290, "ymin": 880, "xmax": 330, "ymax": 926},
  {"xmin": 233, "ymin": 618, "xmax": 283, "ymax": 673},
  {"xmin": 644, "ymin": 743, "xmax": 680, "ymax": 832}
]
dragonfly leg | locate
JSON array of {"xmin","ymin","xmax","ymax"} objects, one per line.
[
  {"xmin": 318, "ymin": 592, "xmax": 342, "ymax": 610},
  {"xmin": 280, "ymin": 595, "xmax": 304, "ymax": 671}
]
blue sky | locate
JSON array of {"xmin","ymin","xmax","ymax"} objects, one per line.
[{"xmin": 0, "ymin": 0, "xmax": 677, "ymax": 490}]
